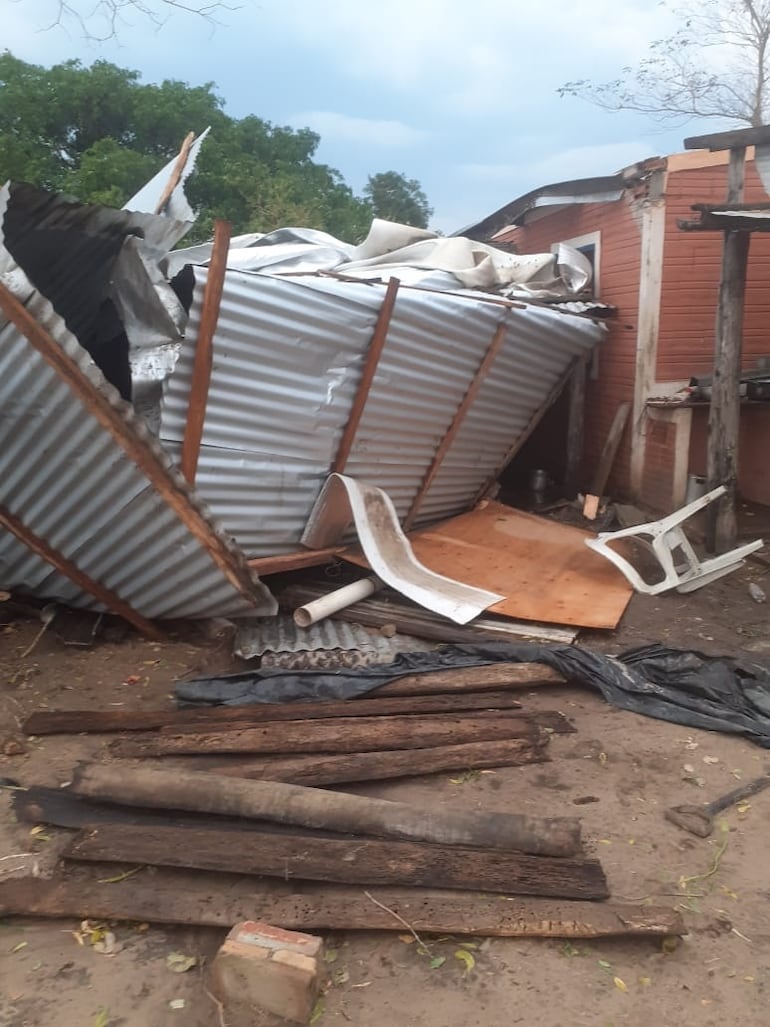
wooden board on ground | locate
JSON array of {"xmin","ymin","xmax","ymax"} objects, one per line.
[
  {"xmin": 108, "ymin": 711, "xmax": 553, "ymax": 758},
  {"xmin": 343, "ymin": 501, "xmax": 632, "ymax": 629},
  {"xmin": 0, "ymin": 870, "xmax": 686, "ymax": 937},
  {"xmin": 64, "ymin": 824, "xmax": 609, "ymax": 900}
]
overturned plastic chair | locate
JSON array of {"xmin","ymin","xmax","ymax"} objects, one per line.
[{"xmin": 585, "ymin": 486, "xmax": 764, "ymax": 594}]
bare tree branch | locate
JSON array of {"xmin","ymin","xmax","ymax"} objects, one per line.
[
  {"xmin": 37, "ymin": 0, "xmax": 239, "ymax": 42},
  {"xmin": 560, "ymin": 0, "xmax": 770, "ymax": 128}
]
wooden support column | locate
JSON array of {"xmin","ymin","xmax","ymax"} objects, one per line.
[
  {"xmin": 332, "ymin": 277, "xmax": 399, "ymax": 473},
  {"xmin": 564, "ymin": 355, "xmax": 587, "ymax": 497},
  {"xmin": 0, "ymin": 504, "xmax": 164, "ymax": 641},
  {"xmin": 404, "ymin": 320, "xmax": 507, "ymax": 530},
  {"xmin": 181, "ymin": 219, "xmax": 231, "ymax": 485},
  {"xmin": 154, "ymin": 132, "xmax": 195, "ymax": 215},
  {"xmin": 707, "ymin": 147, "xmax": 749, "ymax": 553}
]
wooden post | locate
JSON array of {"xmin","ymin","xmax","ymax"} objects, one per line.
[
  {"xmin": 565, "ymin": 355, "xmax": 587, "ymax": 496},
  {"xmin": 707, "ymin": 147, "xmax": 749, "ymax": 553},
  {"xmin": 181, "ymin": 219, "xmax": 231, "ymax": 485},
  {"xmin": 153, "ymin": 132, "xmax": 195, "ymax": 216},
  {"xmin": 0, "ymin": 504, "xmax": 164, "ymax": 641},
  {"xmin": 404, "ymin": 320, "xmax": 507, "ymax": 529},
  {"xmin": 332, "ymin": 277, "xmax": 399, "ymax": 473}
]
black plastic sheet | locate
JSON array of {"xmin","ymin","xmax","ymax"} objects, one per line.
[{"xmin": 175, "ymin": 642, "xmax": 770, "ymax": 747}]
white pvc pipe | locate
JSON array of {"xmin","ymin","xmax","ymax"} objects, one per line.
[{"xmin": 293, "ymin": 576, "xmax": 382, "ymax": 628}]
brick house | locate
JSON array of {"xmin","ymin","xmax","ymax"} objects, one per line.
[{"xmin": 465, "ymin": 150, "xmax": 770, "ymax": 512}]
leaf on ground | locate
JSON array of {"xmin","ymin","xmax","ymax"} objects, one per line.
[
  {"xmin": 737, "ymin": 801, "xmax": 751, "ymax": 814},
  {"xmin": 93, "ymin": 931, "xmax": 121, "ymax": 956},
  {"xmin": 560, "ymin": 942, "xmax": 582, "ymax": 958},
  {"xmin": 429, "ymin": 956, "xmax": 446, "ymax": 969},
  {"xmin": 166, "ymin": 952, "xmax": 197, "ymax": 973},
  {"xmin": 169, "ymin": 998, "xmax": 185, "ymax": 1010},
  {"xmin": 639, "ymin": 977, "xmax": 651, "ymax": 987},
  {"xmin": 332, "ymin": 967, "xmax": 350, "ymax": 986},
  {"xmin": 598, "ymin": 960, "xmax": 612, "ymax": 970},
  {"xmin": 454, "ymin": 949, "xmax": 475, "ymax": 974},
  {"xmin": 323, "ymin": 948, "xmax": 339, "ymax": 964},
  {"xmin": 458, "ymin": 942, "xmax": 479, "ymax": 950},
  {"xmin": 93, "ymin": 1008, "xmax": 110, "ymax": 1027},
  {"xmin": 397, "ymin": 934, "xmax": 415, "ymax": 945},
  {"xmin": 661, "ymin": 937, "xmax": 679, "ymax": 954},
  {"xmin": 10, "ymin": 941, "xmax": 27, "ymax": 953},
  {"xmin": 613, "ymin": 976, "xmax": 627, "ymax": 992},
  {"xmin": 309, "ymin": 998, "xmax": 325, "ymax": 1023}
]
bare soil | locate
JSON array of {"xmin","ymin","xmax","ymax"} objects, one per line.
[{"xmin": 1, "ymin": 556, "xmax": 770, "ymax": 1027}]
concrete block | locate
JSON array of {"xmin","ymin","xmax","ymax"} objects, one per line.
[{"xmin": 209, "ymin": 921, "xmax": 324, "ymax": 1024}]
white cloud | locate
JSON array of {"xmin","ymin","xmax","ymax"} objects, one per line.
[{"xmin": 289, "ymin": 111, "xmax": 426, "ymax": 147}]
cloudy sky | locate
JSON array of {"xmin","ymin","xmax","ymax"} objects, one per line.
[{"xmin": 5, "ymin": 0, "xmax": 730, "ymax": 232}]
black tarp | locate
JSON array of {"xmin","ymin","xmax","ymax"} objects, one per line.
[{"xmin": 176, "ymin": 642, "xmax": 770, "ymax": 747}]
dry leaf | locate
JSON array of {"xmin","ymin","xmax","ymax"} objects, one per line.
[
  {"xmin": 169, "ymin": 998, "xmax": 185, "ymax": 1010},
  {"xmin": 614, "ymin": 976, "xmax": 627, "ymax": 992},
  {"xmin": 10, "ymin": 941, "xmax": 27, "ymax": 953},
  {"xmin": 703, "ymin": 756, "xmax": 719, "ymax": 765},
  {"xmin": 93, "ymin": 1008, "xmax": 110, "ymax": 1027},
  {"xmin": 639, "ymin": 976, "xmax": 651, "ymax": 987},
  {"xmin": 166, "ymin": 952, "xmax": 197, "ymax": 973},
  {"xmin": 744, "ymin": 976, "xmax": 755, "ymax": 983},
  {"xmin": 598, "ymin": 960, "xmax": 612, "ymax": 970},
  {"xmin": 93, "ymin": 931, "xmax": 121, "ymax": 956},
  {"xmin": 737, "ymin": 801, "xmax": 751, "ymax": 814},
  {"xmin": 323, "ymin": 948, "xmax": 339, "ymax": 963},
  {"xmin": 309, "ymin": 998, "xmax": 325, "ymax": 1023},
  {"xmin": 454, "ymin": 949, "xmax": 475, "ymax": 974},
  {"xmin": 333, "ymin": 967, "xmax": 350, "ymax": 985}
]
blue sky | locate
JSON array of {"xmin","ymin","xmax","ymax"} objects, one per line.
[{"xmin": 4, "ymin": 0, "xmax": 731, "ymax": 232}]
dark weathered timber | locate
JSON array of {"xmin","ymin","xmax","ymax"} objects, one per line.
[
  {"xmin": 108, "ymin": 711, "xmax": 548, "ymax": 758},
  {"xmin": 188, "ymin": 735, "xmax": 549, "ymax": 786},
  {"xmin": 73, "ymin": 764, "xmax": 582, "ymax": 857},
  {"xmin": 0, "ymin": 872, "xmax": 686, "ymax": 937},
  {"xmin": 684, "ymin": 124, "xmax": 770, "ymax": 151},
  {"xmin": 64, "ymin": 824, "xmax": 609, "ymax": 899},
  {"xmin": 164, "ymin": 708, "xmax": 574, "ymax": 737},
  {"xmin": 23, "ymin": 690, "xmax": 533, "ymax": 736}
]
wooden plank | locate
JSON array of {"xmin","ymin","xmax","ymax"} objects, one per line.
[
  {"xmin": 707, "ymin": 146, "xmax": 750, "ymax": 554},
  {"xmin": 181, "ymin": 218, "xmax": 231, "ymax": 485},
  {"xmin": 359, "ymin": 663, "xmax": 566, "ymax": 695},
  {"xmin": 583, "ymin": 399, "xmax": 631, "ymax": 517},
  {"xmin": 0, "ymin": 872, "xmax": 686, "ymax": 937},
  {"xmin": 404, "ymin": 321, "xmax": 507, "ymax": 530},
  {"xmin": 348, "ymin": 501, "xmax": 631, "ymax": 630},
  {"xmin": 65, "ymin": 824, "xmax": 609, "ymax": 900},
  {"xmin": 24, "ymin": 690, "xmax": 530, "ymax": 735},
  {"xmin": 108, "ymin": 711, "xmax": 549, "ymax": 757},
  {"xmin": 247, "ymin": 546, "xmax": 343, "ymax": 575},
  {"xmin": 73, "ymin": 764, "xmax": 582, "ymax": 857},
  {"xmin": 191, "ymin": 735, "xmax": 549, "ymax": 785},
  {"xmin": 0, "ymin": 280, "xmax": 260, "ymax": 606},
  {"xmin": 684, "ymin": 125, "xmax": 770, "ymax": 151},
  {"xmin": 332, "ymin": 277, "xmax": 399, "ymax": 473},
  {"xmin": 153, "ymin": 131, "xmax": 195, "ymax": 215},
  {"xmin": 0, "ymin": 504, "xmax": 163, "ymax": 641},
  {"xmin": 565, "ymin": 356, "xmax": 587, "ymax": 496}
]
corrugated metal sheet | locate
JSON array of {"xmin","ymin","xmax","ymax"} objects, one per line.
[
  {"xmin": 0, "ymin": 269, "xmax": 276, "ymax": 620},
  {"xmin": 235, "ymin": 615, "xmax": 426, "ymax": 665},
  {"xmin": 160, "ymin": 270, "xmax": 603, "ymax": 557}
]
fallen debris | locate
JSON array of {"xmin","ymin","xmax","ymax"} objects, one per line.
[
  {"xmin": 64, "ymin": 824, "xmax": 609, "ymax": 899},
  {"xmin": 72, "ymin": 764, "xmax": 582, "ymax": 857},
  {"xmin": 665, "ymin": 774, "xmax": 770, "ymax": 837},
  {"xmin": 0, "ymin": 872, "xmax": 685, "ymax": 938}
]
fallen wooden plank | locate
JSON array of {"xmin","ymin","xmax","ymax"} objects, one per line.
[
  {"xmin": 0, "ymin": 872, "xmax": 686, "ymax": 937},
  {"xmin": 163, "ymin": 708, "xmax": 574, "ymax": 738},
  {"xmin": 108, "ymin": 711, "xmax": 550, "ymax": 758},
  {"xmin": 586, "ymin": 401, "xmax": 631, "ymax": 506},
  {"xmin": 64, "ymin": 824, "xmax": 609, "ymax": 900},
  {"xmin": 186, "ymin": 735, "xmax": 550, "ymax": 786},
  {"xmin": 73, "ymin": 764, "xmax": 582, "ymax": 857},
  {"xmin": 23, "ymin": 690, "xmax": 533, "ymax": 735}
]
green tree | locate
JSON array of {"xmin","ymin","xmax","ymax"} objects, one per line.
[
  {"xmin": 560, "ymin": 0, "xmax": 770, "ymax": 127},
  {"xmin": 0, "ymin": 52, "xmax": 378, "ymax": 243},
  {"xmin": 363, "ymin": 171, "xmax": 433, "ymax": 228}
]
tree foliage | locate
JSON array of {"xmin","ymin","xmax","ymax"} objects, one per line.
[
  {"xmin": 363, "ymin": 170, "xmax": 433, "ymax": 228},
  {"xmin": 560, "ymin": 0, "xmax": 770, "ymax": 127},
  {"xmin": 0, "ymin": 52, "xmax": 431, "ymax": 243}
]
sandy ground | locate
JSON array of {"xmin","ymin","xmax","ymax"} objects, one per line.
[{"xmin": 1, "ymin": 558, "xmax": 770, "ymax": 1027}]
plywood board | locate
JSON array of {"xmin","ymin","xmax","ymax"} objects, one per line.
[{"xmin": 345, "ymin": 502, "xmax": 632, "ymax": 629}]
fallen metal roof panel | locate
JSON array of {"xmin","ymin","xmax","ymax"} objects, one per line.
[
  {"xmin": 0, "ymin": 266, "xmax": 276, "ymax": 620},
  {"xmin": 159, "ymin": 270, "xmax": 604, "ymax": 559}
]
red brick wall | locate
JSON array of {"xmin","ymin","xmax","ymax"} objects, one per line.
[
  {"xmin": 689, "ymin": 405, "xmax": 770, "ymax": 506},
  {"xmin": 499, "ymin": 197, "xmax": 641, "ymax": 495}
]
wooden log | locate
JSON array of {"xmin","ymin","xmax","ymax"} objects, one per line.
[
  {"xmin": 73, "ymin": 764, "xmax": 582, "ymax": 857},
  {"xmin": 0, "ymin": 872, "xmax": 686, "ymax": 937},
  {"xmin": 187, "ymin": 735, "xmax": 550, "ymax": 786},
  {"xmin": 107, "ymin": 711, "xmax": 549, "ymax": 757},
  {"xmin": 23, "ymin": 690, "xmax": 532, "ymax": 735},
  {"xmin": 163, "ymin": 708, "xmax": 573, "ymax": 738},
  {"xmin": 64, "ymin": 824, "xmax": 609, "ymax": 900},
  {"xmin": 365, "ymin": 664, "xmax": 565, "ymax": 697}
]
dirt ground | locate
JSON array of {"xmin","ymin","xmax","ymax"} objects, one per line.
[{"xmin": 1, "ymin": 557, "xmax": 770, "ymax": 1027}]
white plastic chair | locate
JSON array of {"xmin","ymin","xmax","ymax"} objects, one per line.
[{"xmin": 585, "ymin": 486, "xmax": 764, "ymax": 594}]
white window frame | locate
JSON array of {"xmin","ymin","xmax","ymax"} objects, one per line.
[{"xmin": 550, "ymin": 230, "xmax": 601, "ymax": 295}]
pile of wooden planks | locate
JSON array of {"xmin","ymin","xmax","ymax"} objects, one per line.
[{"xmin": 9, "ymin": 662, "xmax": 685, "ymax": 940}]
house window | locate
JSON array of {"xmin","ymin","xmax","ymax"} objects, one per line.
[{"xmin": 551, "ymin": 231, "xmax": 601, "ymax": 296}]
